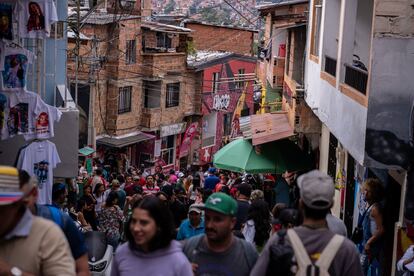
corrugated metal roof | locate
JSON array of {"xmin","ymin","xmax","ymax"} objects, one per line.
[
  {"xmin": 141, "ymin": 21, "xmax": 192, "ymax": 33},
  {"xmin": 187, "ymin": 51, "xmax": 233, "ymax": 68},
  {"xmin": 256, "ymin": 0, "xmax": 308, "ymax": 11},
  {"xmin": 81, "ymin": 13, "xmax": 141, "ymax": 25},
  {"xmin": 96, "ymin": 131, "xmax": 155, "ymax": 148}
]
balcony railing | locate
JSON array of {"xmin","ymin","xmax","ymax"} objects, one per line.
[
  {"xmin": 140, "ymin": 110, "xmax": 161, "ymax": 129},
  {"xmin": 344, "ymin": 63, "xmax": 368, "ymax": 95},
  {"xmin": 142, "ymin": 52, "xmax": 186, "ymax": 76},
  {"xmin": 324, "ymin": 55, "xmax": 337, "ymax": 77}
]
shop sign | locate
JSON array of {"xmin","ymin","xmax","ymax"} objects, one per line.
[
  {"xmin": 213, "ymin": 94, "xmax": 230, "ymax": 110},
  {"xmin": 160, "ymin": 122, "xmax": 187, "ymax": 137}
]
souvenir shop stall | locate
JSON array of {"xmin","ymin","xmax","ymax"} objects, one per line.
[{"xmin": 0, "ymin": 0, "xmax": 78, "ymax": 205}]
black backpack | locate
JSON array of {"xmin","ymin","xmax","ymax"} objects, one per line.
[{"xmin": 266, "ymin": 229, "xmax": 295, "ymax": 276}]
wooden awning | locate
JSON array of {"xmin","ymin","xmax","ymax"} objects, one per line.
[{"xmin": 250, "ymin": 112, "xmax": 294, "ymax": 146}]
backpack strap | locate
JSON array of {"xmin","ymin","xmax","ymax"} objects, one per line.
[
  {"xmin": 315, "ymin": 234, "xmax": 344, "ymax": 270},
  {"xmin": 287, "ymin": 229, "xmax": 312, "ymax": 268},
  {"xmin": 185, "ymin": 234, "xmax": 205, "ymax": 262},
  {"xmin": 46, "ymin": 205, "xmax": 64, "ymax": 229}
]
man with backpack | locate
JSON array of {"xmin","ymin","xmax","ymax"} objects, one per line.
[
  {"xmin": 182, "ymin": 192, "xmax": 258, "ymax": 275},
  {"xmin": 19, "ymin": 170, "xmax": 90, "ymax": 276},
  {"xmin": 251, "ymin": 170, "xmax": 363, "ymax": 276}
]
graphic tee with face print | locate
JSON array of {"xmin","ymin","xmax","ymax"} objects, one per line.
[
  {"xmin": 2, "ymin": 46, "xmax": 34, "ymax": 89},
  {"xmin": 18, "ymin": 0, "xmax": 58, "ymax": 39}
]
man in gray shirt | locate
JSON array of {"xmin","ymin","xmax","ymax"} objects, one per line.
[
  {"xmin": 183, "ymin": 193, "xmax": 258, "ymax": 276},
  {"xmin": 251, "ymin": 170, "xmax": 362, "ymax": 276}
]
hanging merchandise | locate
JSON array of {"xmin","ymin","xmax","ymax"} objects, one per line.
[
  {"xmin": 0, "ymin": 1, "xmax": 17, "ymax": 40},
  {"xmin": 2, "ymin": 45, "xmax": 35, "ymax": 89},
  {"xmin": 17, "ymin": 139, "xmax": 61, "ymax": 204},
  {"xmin": 4, "ymin": 90, "xmax": 40, "ymax": 139},
  {"xmin": 24, "ymin": 94, "xmax": 62, "ymax": 140},
  {"xmin": 0, "ymin": 91, "xmax": 8, "ymax": 139},
  {"xmin": 18, "ymin": 0, "xmax": 58, "ymax": 39}
]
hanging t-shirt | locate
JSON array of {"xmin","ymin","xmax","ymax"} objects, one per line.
[
  {"xmin": 0, "ymin": 91, "xmax": 9, "ymax": 139},
  {"xmin": 24, "ymin": 94, "xmax": 62, "ymax": 140},
  {"xmin": 18, "ymin": 0, "xmax": 58, "ymax": 39},
  {"xmin": 17, "ymin": 140, "xmax": 61, "ymax": 204},
  {"xmin": 7, "ymin": 90, "xmax": 39, "ymax": 138},
  {"xmin": 0, "ymin": 1, "xmax": 17, "ymax": 40},
  {"xmin": 2, "ymin": 46, "xmax": 35, "ymax": 89}
]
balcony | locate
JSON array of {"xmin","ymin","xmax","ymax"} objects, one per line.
[
  {"xmin": 140, "ymin": 109, "xmax": 162, "ymax": 129},
  {"xmin": 344, "ymin": 64, "xmax": 368, "ymax": 95},
  {"xmin": 272, "ymin": 57, "xmax": 285, "ymax": 87},
  {"xmin": 141, "ymin": 52, "xmax": 187, "ymax": 77},
  {"xmin": 324, "ymin": 55, "xmax": 337, "ymax": 77}
]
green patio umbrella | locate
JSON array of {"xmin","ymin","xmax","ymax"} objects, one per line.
[
  {"xmin": 213, "ymin": 138, "xmax": 313, "ymax": 174},
  {"xmin": 213, "ymin": 139, "xmax": 276, "ymax": 173},
  {"xmin": 78, "ymin": 146, "xmax": 95, "ymax": 156}
]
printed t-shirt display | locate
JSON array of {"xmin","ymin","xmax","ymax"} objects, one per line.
[
  {"xmin": 18, "ymin": 0, "xmax": 58, "ymax": 39},
  {"xmin": 0, "ymin": 1, "xmax": 17, "ymax": 40},
  {"xmin": 0, "ymin": 91, "xmax": 9, "ymax": 139},
  {"xmin": 24, "ymin": 94, "xmax": 62, "ymax": 140},
  {"xmin": 17, "ymin": 140, "xmax": 61, "ymax": 204},
  {"xmin": 2, "ymin": 46, "xmax": 35, "ymax": 89},
  {"xmin": 6, "ymin": 90, "xmax": 38, "ymax": 138}
]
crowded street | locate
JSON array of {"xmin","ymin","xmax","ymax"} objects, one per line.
[{"xmin": 1, "ymin": 0, "xmax": 414, "ymax": 275}]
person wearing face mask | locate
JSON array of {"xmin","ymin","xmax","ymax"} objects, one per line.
[{"xmin": 111, "ymin": 196, "xmax": 192, "ymax": 276}]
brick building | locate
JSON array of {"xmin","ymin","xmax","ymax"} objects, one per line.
[
  {"xmin": 183, "ymin": 20, "xmax": 258, "ymax": 56},
  {"xmin": 68, "ymin": 0, "xmax": 198, "ymax": 171}
]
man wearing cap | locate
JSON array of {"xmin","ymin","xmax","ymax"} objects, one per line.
[
  {"xmin": 183, "ymin": 193, "xmax": 258, "ymax": 276},
  {"xmin": 0, "ymin": 166, "xmax": 76, "ymax": 276},
  {"xmin": 19, "ymin": 170, "xmax": 89, "ymax": 276},
  {"xmin": 204, "ymin": 168, "xmax": 220, "ymax": 191},
  {"xmin": 177, "ymin": 204, "xmax": 205, "ymax": 240},
  {"xmin": 251, "ymin": 170, "xmax": 363, "ymax": 276}
]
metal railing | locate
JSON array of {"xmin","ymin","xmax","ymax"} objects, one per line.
[
  {"xmin": 324, "ymin": 55, "xmax": 337, "ymax": 77},
  {"xmin": 344, "ymin": 63, "xmax": 368, "ymax": 95}
]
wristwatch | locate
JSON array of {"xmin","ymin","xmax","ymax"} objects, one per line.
[{"xmin": 10, "ymin": 267, "xmax": 22, "ymax": 276}]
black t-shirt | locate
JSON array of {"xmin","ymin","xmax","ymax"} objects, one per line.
[{"xmin": 235, "ymin": 200, "xmax": 250, "ymax": 231}]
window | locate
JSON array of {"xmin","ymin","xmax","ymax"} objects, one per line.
[
  {"xmin": 223, "ymin": 113, "xmax": 232, "ymax": 136},
  {"xmin": 143, "ymin": 80, "xmax": 161, "ymax": 108},
  {"xmin": 161, "ymin": 135, "xmax": 175, "ymax": 165},
  {"xmin": 118, "ymin": 86, "xmax": 132, "ymax": 114},
  {"xmin": 126, "ymin": 40, "xmax": 136, "ymax": 64},
  {"xmin": 212, "ymin": 72, "xmax": 220, "ymax": 93},
  {"xmin": 202, "ymin": 112, "xmax": 217, "ymax": 148},
  {"xmin": 166, "ymin": 83, "xmax": 180, "ymax": 108},
  {"xmin": 310, "ymin": 0, "xmax": 322, "ymax": 57},
  {"xmin": 236, "ymin": 69, "xmax": 245, "ymax": 89},
  {"xmin": 156, "ymin": 32, "xmax": 172, "ymax": 48}
]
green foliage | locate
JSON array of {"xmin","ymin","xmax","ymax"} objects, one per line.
[
  {"xmin": 164, "ymin": 0, "xmax": 176, "ymax": 14},
  {"xmin": 186, "ymin": 40, "xmax": 196, "ymax": 55}
]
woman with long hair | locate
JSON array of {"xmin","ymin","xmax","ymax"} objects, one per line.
[
  {"xmin": 360, "ymin": 178, "xmax": 385, "ymax": 275},
  {"xmin": 93, "ymin": 182, "xmax": 105, "ymax": 214},
  {"xmin": 80, "ymin": 185, "xmax": 98, "ymax": 230},
  {"xmin": 27, "ymin": 2, "xmax": 45, "ymax": 32},
  {"xmin": 98, "ymin": 191, "xmax": 124, "ymax": 250},
  {"xmin": 111, "ymin": 196, "xmax": 192, "ymax": 276},
  {"xmin": 242, "ymin": 199, "xmax": 271, "ymax": 252}
]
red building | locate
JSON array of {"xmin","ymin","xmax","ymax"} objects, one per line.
[{"xmin": 187, "ymin": 51, "xmax": 257, "ymax": 165}]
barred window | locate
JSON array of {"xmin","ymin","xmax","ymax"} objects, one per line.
[
  {"xmin": 126, "ymin": 40, "xmax": 136, "ymax": 64},
  {"xmin": 166, "ymin": 83, "xmax": 180, "ymax": 108},
  {"xmin": 118, "ymin": 86, "xmax": 132, "ymax": 114}
]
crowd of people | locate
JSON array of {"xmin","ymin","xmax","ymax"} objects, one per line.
[{"xmin": 0, "ymin": 160, "xmax": 409, "ymax": 276}]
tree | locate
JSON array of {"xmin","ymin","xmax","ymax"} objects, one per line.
[{"xmin": 164, "ymin": 0, "xmax": 176, "ymax": 14}]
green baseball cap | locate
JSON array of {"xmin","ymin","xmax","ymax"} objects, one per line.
[{"xmin": 204, "ymin": 193, "xmax": 238, "ymax": 216}]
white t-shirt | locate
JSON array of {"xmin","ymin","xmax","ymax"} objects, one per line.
[
  {"xmin": 24, "ymin": 95, "xmax": 62, "ymax": 140},
  {"xmin": 18, "ymin": 0, "xmax": 58, "ymax": 39},
  {"xmin": 0, "ymin": 1, "xmax": 17, "ymax": 41},
  {"xmin": 7, "ymin": 90, "xmax": 38, "ymax": 138},
  {"xmin": 17, "ymin": 140, "xmax": 61, "ymax": 204},
  {"xmin": 2, "ymin": 46, "xmax": 35, "ymax": 89}
]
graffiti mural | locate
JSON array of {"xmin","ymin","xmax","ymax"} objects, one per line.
[{"xmin": 364, "ymin": 38, "xmax": 414, "ymax": 246}]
